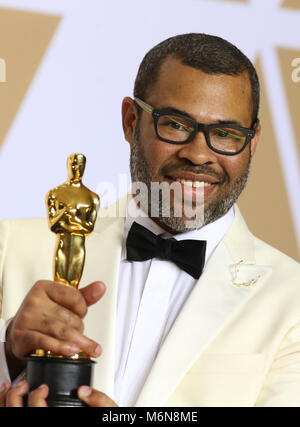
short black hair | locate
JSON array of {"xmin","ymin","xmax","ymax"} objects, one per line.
[{"xmin": 134, "ymin": 33, "xmax": 260, "ymax": 124}]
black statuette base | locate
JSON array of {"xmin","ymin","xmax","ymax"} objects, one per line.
[{"xmin": 25, "ymin": 356, "xmax": 95, "ymax": 407}]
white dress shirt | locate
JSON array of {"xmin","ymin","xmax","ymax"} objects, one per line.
[
  {"xmin": 0, "ymin": 207, "xmax": 235, "ymax": 406},
  {"xmin": 114, "ymin": 207, "xmax": 234, "ymax": 406}
]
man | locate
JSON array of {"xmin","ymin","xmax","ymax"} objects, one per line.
[{"xmin": 0, "ymin": 33, "xmax": 300, "ymax": 407}]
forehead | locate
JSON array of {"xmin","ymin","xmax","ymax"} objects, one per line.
[{"xmin": 146, "ymin": 57, "xmax": 253, "ymax": 126}]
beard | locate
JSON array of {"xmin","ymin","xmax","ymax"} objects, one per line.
[{"xmin": 130, "ymin": 123, "xmax": 251, "ymax": 233}]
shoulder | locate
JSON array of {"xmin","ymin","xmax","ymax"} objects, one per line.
[
  {"xmin": 0, "ymin": 217, "xmax": 54, "ymax": 257},
  {"xmin": 253, "ymin": 234, "xmax": 300, "ymax": 274},
  {"xmin": 0, "ymin": 217, "xmax": 48, "ymax": 235},
  {"xmin": 228, "ymin": 209, "xmax": 300, "ymax": 319},
  {"xmin": 0, "ymin": 218, "xmax": 56, "ymax": 318},
  {"xmin": 225, "ymin": 205, "xmax": 300, "ymax": 275},
  {"xmin": 81, "ymin": 185, "xmax": 99, "ymax": 201},
  {"xmin": 91, "ymin": 190, "xmax": 100, "ymax": 204}
]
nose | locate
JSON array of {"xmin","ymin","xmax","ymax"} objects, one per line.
[{"xmin": 177, "ymin": 130, "xmax": 218, "ymax": 165}]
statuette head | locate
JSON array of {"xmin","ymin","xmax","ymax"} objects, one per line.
[{"xmin": 67, "ymin": 153, "xmax": 86, "ymax": 182}]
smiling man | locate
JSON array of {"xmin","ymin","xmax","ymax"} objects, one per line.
[
  {"xmin": 125, "ymin": 49, "xmax": 259, "ymax": 232},
  {"xmin": 0, "ymin": 33, "xmax": 300, "ymax": 408}
]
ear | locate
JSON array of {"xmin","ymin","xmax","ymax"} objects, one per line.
[
  {"xmin": 122, "ymin": 97, "xmax": 138, "ymax": 146},
  {"xmin": 250, "ymin": 121, "xmax": 261, "ymax": 157}
]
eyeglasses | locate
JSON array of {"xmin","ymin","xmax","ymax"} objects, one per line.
[{"xmin": 134, "ymin": 97, "xmax": 259, "ymax": 156}]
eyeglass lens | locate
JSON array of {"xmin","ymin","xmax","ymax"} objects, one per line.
[{"xmin": 156, "ymin": 114, "xmax": 247, "ymax": 153}]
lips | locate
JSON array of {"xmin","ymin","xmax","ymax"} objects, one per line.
[{"xmin": 166, "ymin": 171, "xmax": 220, "ymax": 185}]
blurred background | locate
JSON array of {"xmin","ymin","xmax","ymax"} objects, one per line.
[{"xmin": 0, "ymin": 0, "xmax": 299, "ymax": 261}]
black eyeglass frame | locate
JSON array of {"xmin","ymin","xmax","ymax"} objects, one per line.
[{"xmin": 134, "ymin": 97, "xmax": 259, "ymax": 156}]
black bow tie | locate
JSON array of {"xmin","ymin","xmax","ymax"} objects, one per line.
[{"xmin": 126, "ymin": 222, "xmax": 206, "ymax": 279}]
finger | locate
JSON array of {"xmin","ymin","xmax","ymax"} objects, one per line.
[
  {"xmin": 22, "ymin": 328, "xmax": 101, "ymax": 359},
  {"xmin": 28, "ymin": 384, "xmax": 49, "ymax": 407},
  {"xmin": 0, "ymin": 382, "xmax": 11, "ymax": 407},
  {"xmin": 20, "ymin": 329, "xmax": 81, "ymax": 358},
  {"xmin": 47, "ymin": 308, "xmax": 83, "ymax": 333},
  {"xmin": 77, "ymin": 386, "xmax": 118, "ymax": 407},
  {"xmin": 80, "ymin": 282, "xmax": 106, "ymax": 307},
  {"xmin": 38, "ymin": 323, "xmax": 102, "ymax": 358},
  {"xmin": 45, "ymin": 282, "xmax": 87, "ymax": 318},
  {"xmin": 6, "ymin": 381, "xmax": 28, "ymax": 407}
]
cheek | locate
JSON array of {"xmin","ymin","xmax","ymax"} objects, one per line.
[
  {"xmin": 220, "ymin": 152, "xmax": 250, "ymax": 182},
  {"xmin": 149, "ymin": 144, "xmax": 180, "ymax": 177},
  {"xmin": 141, "ymin": 128, "xmax": 179, "ymax": 176}
]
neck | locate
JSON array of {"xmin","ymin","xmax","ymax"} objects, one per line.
[
  {"xmin": 68, "ymin": 178, "xmax": 82, "ymax": 185},
  {"xmin": 150, "ymin": 217, "xmax": 181, "ymax": 235}
]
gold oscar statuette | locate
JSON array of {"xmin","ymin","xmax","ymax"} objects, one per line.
[{"xmin": 26, "ymin": 153, "xmax": 100, "ymax": 407}]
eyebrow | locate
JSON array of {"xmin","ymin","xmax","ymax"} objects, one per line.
[{"xmin": 160, "ymin": 105, "xmax": 244, "ymax": 127}]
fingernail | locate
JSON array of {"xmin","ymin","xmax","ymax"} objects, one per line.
[
  {"xmin": 38, "ymin": 384, "xmax": 47, "ymax": 389},
  {"xmin": 92, "ymin": 282, "xmax": 104, "ymax": 297},
  {"xmin": 79, "ymin": 386, "xmax": 92, "ymax": 397},
  {"xmin": 93, "ymin": 345, "xmax": 102, "ymax": 357},
  {"xmin": 16, "ymin": 380, "xmax": 26, "ymax": 387}
]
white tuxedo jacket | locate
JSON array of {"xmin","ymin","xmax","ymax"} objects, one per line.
[{"xmin": 0, "ymin": 202, "xmax": 300, "ymax": 407}]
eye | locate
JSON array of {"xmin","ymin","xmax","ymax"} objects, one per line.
[
  {"xmin": 214, "ymin": 128, "xmax": 244, "ymax": 140},
  {"xmin": 166, "ymin": 116, "xmax": 194, "ymax": 132},
  {"xmin": 169, "ymin": 121, "xmax": 185, "ymax": 130},
  {"xmin": 216, "ymin": 129, "xmax": 229, "ymax": 137}
]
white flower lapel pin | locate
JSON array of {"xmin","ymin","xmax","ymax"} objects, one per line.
[{"xmin": 231, "ymin": 260, "xmax": 261, "ymax": 288}]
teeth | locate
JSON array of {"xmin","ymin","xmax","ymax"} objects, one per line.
[
  {"xmin": 193, "ymin": 181, "xmax": 205, "ymax": 188},
  {"xmin": 176, "ymin": 179, "xmax": 212, "ymax": 188}
]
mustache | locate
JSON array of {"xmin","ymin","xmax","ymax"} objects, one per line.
[{"xmin": 160, "ymin": 164, "xmax": 229, "ymax": 184}]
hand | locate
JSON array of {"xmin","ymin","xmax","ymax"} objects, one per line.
[
  {"xmin": 77, "ymin": 386, "xmax": 118, "ymax": 407},
  {"xmin": 5, "ymin": 280, "xmax": 106, "ymax": 379},
  {"xmin": 0, "ymin": 381, "xmax": 48, "ymax": 407},
  {"xmin": 0, "ymin": 381, "xmax": 118, "ymax": 407}
]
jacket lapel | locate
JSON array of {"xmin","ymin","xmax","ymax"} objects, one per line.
[{"xmin": 135, "ymin": 206, "xmax": 272, "ymax": 406}]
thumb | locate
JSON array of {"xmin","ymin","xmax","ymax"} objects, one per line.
[
  {"xmin": 79, "ymin": 281, "xmax": 106, "ymax": 307},
  {"xmin": 78, "ymin": 386, "xmax": 118, "ymax": 407}
]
